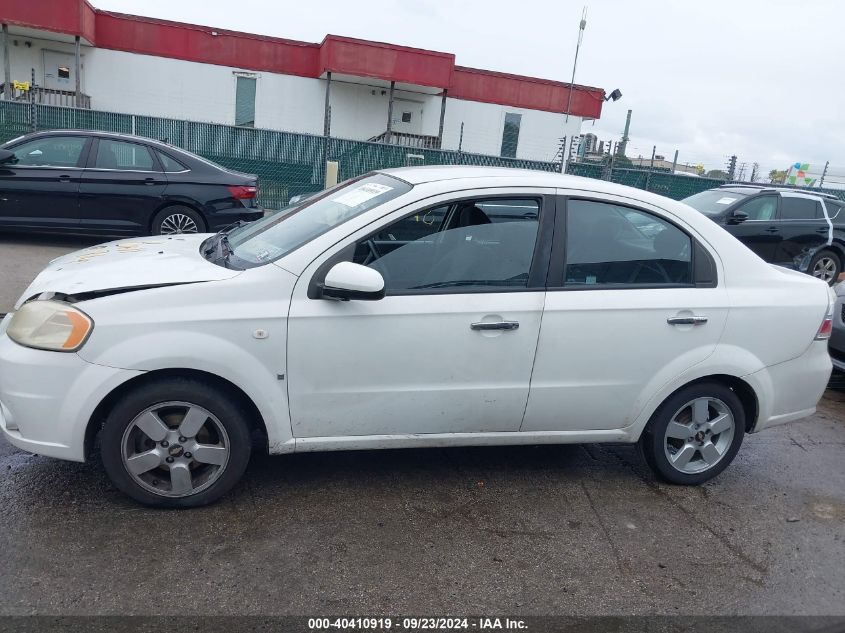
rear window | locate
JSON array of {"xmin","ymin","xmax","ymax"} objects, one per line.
[
  {"xmin": 682, "ymin": 190, "xmax": 749, "ymax": 216},
  {"xmin": 157, "ymin": 151, "xmax": 188, "ymax": 172}
]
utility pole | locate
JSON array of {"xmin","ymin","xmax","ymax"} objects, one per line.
[
  {"xmin": 737, "ymin": 162, "xmax": 747, "ymax": 182},
  {"xmin": 617, "ymin": 109, "xmax": 632, "ymax": 157},
  {"xmin": 564, "ymin": 7, "xmax": 587, "ymax": 126},
  {"xmin": 727, "ymin": 155, "xmax": 738, "ymax": 181},
  {"xmin": 671, "ymin": 149, "xmax": 679, "ymax": 173},
  {"xmin": 820, "ymin": 161, "xmax": 830, "ymax": 188},
  {"xmin": 644, "ymin": 145, "xmax": 656, "ymax": 191},
  {"xmin": 750, "ymin": 162, "xmax": 759, "ymax": 183}
]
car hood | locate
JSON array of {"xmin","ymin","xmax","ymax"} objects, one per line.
[{"xmin": 14, "ymin": 234, "xmax": 240, "ymax": 309}]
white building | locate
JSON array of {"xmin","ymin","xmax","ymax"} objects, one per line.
[{"xmin": 0, "ymin": 0, "xmax": 607, "ymax": 162}]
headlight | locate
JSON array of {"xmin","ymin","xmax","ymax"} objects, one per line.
[{"xmin": 6, "ymin": 300, "xmax": 93, "ymax": 352}]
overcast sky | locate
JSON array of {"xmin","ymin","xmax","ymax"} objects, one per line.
[{"xmin": 90, "ymin": 0, "xmax": 845, "ymax": 179}]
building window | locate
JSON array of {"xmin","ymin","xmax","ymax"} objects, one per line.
[
  {"xmin": 401, "ymin": 112, "xmax": 412, "ymax": 123},
  {"xmin": 500, "ymin": 112, "xmax": 522, "ymax": 158},
  {"xmin": 234, "ymin": 75, "xmax": 257, "ymax": 127}
]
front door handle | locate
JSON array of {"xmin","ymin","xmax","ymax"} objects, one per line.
[
  {"xmin": 764, "ymin": 226, "xmax": 779, "ymax": 233},
  {"xmin": 471, "ymin": 321, "xmax": 520, "ymax": 331},
  {"xmin": 144, "ymin": 178, "xmax": 156, "ymax": 186},
  {"xmin": 58, "ymin": 174, "xmax": 71, "ymax": 182},
  {"xmin": 667, "ymin": 316, "xmax": 708, "ymax": 326}
]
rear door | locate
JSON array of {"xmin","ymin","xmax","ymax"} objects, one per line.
[
  {"xmin": 0, "ymin": 134, "xmax": 89, "ymax": 229},
  {"xmin": 522, "ymin": 193, "xmax": 729, "ymax": 432},
  {"xmin": 772, "ymin": 194, "xmax": 828, "ymax": 268},
  {"xmin": 79, "ymin": 137, "xmax": 167, "ymax": 234}
]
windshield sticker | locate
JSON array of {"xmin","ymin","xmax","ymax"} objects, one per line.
[
  {"xmin": 331, "ymin": 183, "xmax": 394, "ymax": 207},
  {"xmin": 716, "ymin": 197, "xmax": 737, "ymax": 205}
]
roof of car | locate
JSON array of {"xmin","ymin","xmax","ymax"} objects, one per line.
[
  {"xmin": 379, "ymin": 165, "xmax": 639, "ymax": 194},
  {"xmin": 24, "ymin": 129, "xmax": 177, "ymax": 150},
  {"xmin": 718, "ymin": 183, "xmax": 840, "ymax": 201}
]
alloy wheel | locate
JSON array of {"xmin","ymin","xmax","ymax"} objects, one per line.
[
  {"xmin": 663, "ymin": 397, "xmax": 736, "ymax": 475},
  {"xmin": 120, "ymin": 401, "xmax": 230, "ymax": 498},
  {"xmin": 160, "ymin": 213, "xmax": 199, "ymax": 234},
  {"xmin": 812, "ymin": 256, "xmax": 838, "ymax": 284}
]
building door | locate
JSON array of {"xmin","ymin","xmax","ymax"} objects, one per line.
[
  {"xmin": 391, "ymin": 99, "xmax": 423, "ymax": 134},
  {"xmin": 43, "ymin": 51, "xmax": 78, "ymax": 91}
]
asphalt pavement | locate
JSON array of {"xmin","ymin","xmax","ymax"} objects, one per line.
[{"xmin": 0, "ymin": 233, "xmax": 844, "ymax": 616}]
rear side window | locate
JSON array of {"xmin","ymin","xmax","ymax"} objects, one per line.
[
  {"xmin": 95, "ymin": 139, "xmax": 155, "ymax": 171},
  {"xmin": 781, "ymin": 197, "xmax": 821, "ymax": 220},
  {"xmin": 564, "ymin": 200, "xmax": 692, "ymax": 286},
  {"xmin": 157, "ymin": 151, "xmax": 188, "ymax": 172}
]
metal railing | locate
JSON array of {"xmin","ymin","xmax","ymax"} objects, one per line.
[{"xmin": 368, "ymin": 130, "xmax": 441, "ymax": 149}]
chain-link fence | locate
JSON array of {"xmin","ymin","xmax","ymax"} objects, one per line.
[
  {"xmin": 0, "ymin": 101, "xmax": 559, "ymax": 209},
  {"xmin": 2, "ymin": 100, "xmax": 842, "ymax": 208}
]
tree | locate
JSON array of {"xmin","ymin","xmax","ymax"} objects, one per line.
[
  {"xmin": 769, "ymin": 169, "xmax": 787, "ymax": 184},
  {"xmin": 706, "ymin": 169, "xmax": 728, "ymax": 180}
]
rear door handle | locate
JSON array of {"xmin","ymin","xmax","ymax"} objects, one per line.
[
  {"xmin": 764, "ymin": 226, "xmax": 779, "ymax": 233},
  {"xmin": 58, "ymin": 174, "xmax": 71, "ymax": 182},
  {"xmin": 144, "ymin": 178, "xmax": 156, "ymax": 186},
  {"xmin": 471, "ymin": 321, "xmax": 520, "ymax": 331},
  {"xmin": 667, "ymin": 316, "xmax": 708, "ymax": 326},
  {"xmin": 816, "ymin": 227, "xmax": 829, "ymax": 234}
]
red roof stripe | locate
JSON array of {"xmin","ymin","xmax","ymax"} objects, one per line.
[{"xmin": 1, "ymin": 0, "xmax": 604, "ymax": 118}]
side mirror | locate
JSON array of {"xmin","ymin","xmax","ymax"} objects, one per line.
[
  {"xmin": 320, "ymin": 262, "xmax": 385, "ymax": 301},
  {"xmin": 727, "ymin": 210, "xmax": 748, "ymax": 225},
  {"xmin": 0, "ymin": 149, "xmax": 16, "ymax": 165}
]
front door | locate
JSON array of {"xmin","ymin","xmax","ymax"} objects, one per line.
[
  {"xmin": 391, "ymin": 99, "xmax": 423, "ymax": 135},
  {"xmin": 0, "ymin": 134, "xmax": 89, "ymax": 229},
  {"xmin": 43, "ymin": 50, "xmax": 79, "ymax": 92},
  {"xmin": 79, "ymin": 138, "xmax": 168, "ymax": 234},
  {"xmin": 723, "ymin": 194, "xmax": 781, "ymax": 261},
  {"xmin": 522, "ymin": 195, "xmax": 729, "ymax": 432},
  {"xmin": 287, "ymin": 192, "xmax": 553, "ymax": 438}
]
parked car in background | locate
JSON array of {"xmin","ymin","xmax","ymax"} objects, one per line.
[
  {"xmin": 0, "ymin": 130, "xmax": 263, "ymax": 236},
  {"xmin": 828, "ymin": 282, "xmax": 845, "ymax": 373},
  {"xmin": 0, "ymin": 167, "xmax": 833, "ymax": 507},
  {"xmin": 683, "ymin": 184, "xmax": 845, "ymax": 285}
]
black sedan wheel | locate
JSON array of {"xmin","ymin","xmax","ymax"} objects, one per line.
[{"xmin": 152, "ymin": 206, "xmax": 206, "ymax": 236}]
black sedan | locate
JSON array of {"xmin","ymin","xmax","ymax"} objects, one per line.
[
  {"xmin": 683, "ymin": 184, "xmax": 845, "ymax": 285},
  {"xmin": 0, "ymin": 130, "xmax": 264, "ymax": 236}
]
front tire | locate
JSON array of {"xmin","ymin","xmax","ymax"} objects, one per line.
[
  {"xmin": 152, "ymin": 205, "xmax": 206, "ymax": 236},
  {"xmin": 639, "ymin": 382, "xmax": 745, "ymax": 485},
  {"xmin": 100, "ymin": 378, "xmax": 252, "ymax": 507},
  {"xmin": 809, "ymin": 249, "xmax": 841, "ymax": 286}
]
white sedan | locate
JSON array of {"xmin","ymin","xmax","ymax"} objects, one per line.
[{"xmin": 0, "ymin": 167, "xmax": 834, "ymax": 507}]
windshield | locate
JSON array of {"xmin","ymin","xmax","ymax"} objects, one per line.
[
  {"xmin": 682, "ymin": 189, "xmax": 749, "ymax": 216},
  {"xmin": 226, "ymin": 173, "xmax": 412, "ymax": 265}
]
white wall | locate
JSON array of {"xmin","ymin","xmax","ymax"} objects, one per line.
[
  {"xmin": 1, "ymin": 41, "xmax": 583, "ymax": 162},
  {"xmin": 441, "ymin": 98, "xmax": 582, "ymax": 162}
]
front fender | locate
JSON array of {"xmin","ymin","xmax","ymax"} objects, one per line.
[{"xmin": 78, "ymin": 329, "xmax": 293, "ymax": 453}]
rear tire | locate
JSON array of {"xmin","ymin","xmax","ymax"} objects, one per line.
[
  {"xmin": 152, "ymin": 205, "xmax": 206, "ymax": 236},
  {"xmin": 639, "ymin": 382, "xmax": 745, "ymax": 485},
  {"xmin": 809, "ymin": 249, "xmax": 841, "ymax": 286},
  {"xmin": 100, "ymin": 378, "xmax": 252, "ymax": 508}
]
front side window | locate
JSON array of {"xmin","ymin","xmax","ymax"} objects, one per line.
[
  {"xmin": 781, "ymin": 197, "xmax": 821, "ymax": 220},
  {"xmin": 353, "ymin": 198, "xmax": 540, "ymax": 293},
  {"xmin": 95, "ymin": 139, "xmax": 155, "ymax": 171},
  {"xmin": 9, "ymin": 136, "xmax": 87, "ymax": 167},
  {"xmin": 735, "ymin": 195, "xmax": 778, "ymax": 221},
  {"xmin": 564, "ymin": 200, "xmax": 692, "ymax": 286},
  {"xmin": 228, "ymin": 174, "xmax": 412, "ymax": 265},
  {"xmin": 682, "ymin": 189, "xmax": 749, "ymax": 216}
]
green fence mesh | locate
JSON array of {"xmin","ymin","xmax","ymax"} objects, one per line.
[{"xmin": 2, "ymin": 100, "xmax": 843, "ymax": 208}]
